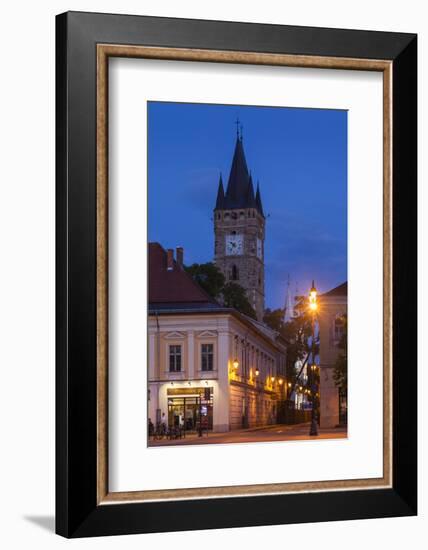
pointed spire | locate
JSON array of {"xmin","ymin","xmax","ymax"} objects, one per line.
[
  {"xmin": 255, "ymin": 181, "xmax": 264, "ymax": 217},
  {"xmin": 214, "ymin": 173, "xmax": 225, "ymax": 210},
  {"xmin": 224, "ymin": 134, "xmax": 250, "ymax": 208},
  {"xmin": 284, "ymin": 274, "xmax": 294, "ymax": 323},
  {"xmin": 217, "ymin": 124, "xmax": 265, "ymax": 212}
]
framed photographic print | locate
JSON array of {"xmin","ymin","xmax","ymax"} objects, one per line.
[{"xmin": 56, "ymin": 11, "xmax": 417, "ymax": 537}]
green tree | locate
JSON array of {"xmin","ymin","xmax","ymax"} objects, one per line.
[
  {"xmin": 222, "ymin": 282, "xmax": 257, "ymax": 319},
  {"xmin": 185, "ymin": 262, "xmax": 225, "ymax": 299},
  {"xmin": 333, "ymin": 314, "xmax": 347, "ymax": 393},
  {"xmin": 263, "ymin": 308, "xmax": 285, "ymax": 332},
  {"xmin": 185, "ymin": 262, "xmax": 256, "ymax": 319},
  {"xmin": 263, "ymin": 298, "xmax": 318, "ymax": 397}
]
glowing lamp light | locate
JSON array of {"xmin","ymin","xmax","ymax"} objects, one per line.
[
  {"xmin": 287, "ymin": 382, "xmax": 292, "ymax": 388},
  {"xmin": 255, "ymin": 367, "xmax": 260, "ymax": 376},
  {"xmin": 278, "ymin": 378, "xmax": 283, "ymax": 385},
  {"xmin": 309, "ymin": 280, "xmax": 318, "ymax": 312},
  {"xmin": 271, "ymin": 376, "xmax": 275, "ymax": 382},
  {"xmin": 233, "ymin": 358, "xmax": 239, "ymax": 370}
]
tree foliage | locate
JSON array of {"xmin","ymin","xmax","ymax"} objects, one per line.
[
  {"xmin": 263, "ymin": 308, "xmax": 285, "ymax": 332},
  {"xmin": 263, "ymin": 299, "xmax": 319, "ymax": 396},
  {"xmin": 185, "ymin": 262, "xmax": 256, "ymax": 319},
  {"xmin": 222, "ymin": 282, "xmax": 257, "ymax": 319},
  {"xmin": 185, "ymin": 262, "xmax": 225, "ymax": 299}
]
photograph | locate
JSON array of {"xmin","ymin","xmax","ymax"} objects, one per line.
[{"xmin": 147, "ymin": 101, "xmax": 348, "ymax": 446}]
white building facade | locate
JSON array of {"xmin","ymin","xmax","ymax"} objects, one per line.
[{"xmin": 148, "ymin": 310, "xmax": 287, "ymax": 433}]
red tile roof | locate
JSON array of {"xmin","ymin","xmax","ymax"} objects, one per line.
[{"xmin": 149, "ymin": 243, "xmax": 219, "ymax": 306}]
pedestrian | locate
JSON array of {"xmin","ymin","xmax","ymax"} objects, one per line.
[
  {"xmin": 161, "ymin": 412, "xmax": 168, "ymax": 435},
  {"xmin": 148, "ymin": 417, "xmax": 154, "ymax": 438}
]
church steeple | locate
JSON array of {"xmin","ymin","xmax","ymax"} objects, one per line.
[
  {"xmin": 224, "ymin": 135, "xmax": 250, "ymax": 208},
  {"xmin": 213, "ymin": 125, "xmax": 266, "ymax": 321}
]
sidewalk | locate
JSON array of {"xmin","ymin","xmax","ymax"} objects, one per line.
[{"xmin": 148, "ymin": 422, "xmax": 347, "ymax": 446}]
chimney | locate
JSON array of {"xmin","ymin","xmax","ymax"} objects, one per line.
[
  {"xmin": 176, "ymin": 247, "xmax": 184, "ymax": 268},
  {"xmin": 166, "ymin": 249, "xmax": 174, "ymax": 271}
]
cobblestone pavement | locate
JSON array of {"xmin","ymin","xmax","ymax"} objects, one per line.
[{"xmin": 148, "ymin": 422, "xmax": 347, "ymax": 446}]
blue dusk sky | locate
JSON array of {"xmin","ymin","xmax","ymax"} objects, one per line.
[{"xmin": 148, "ymin": 102, "xmax": 347, "ymax": 310}]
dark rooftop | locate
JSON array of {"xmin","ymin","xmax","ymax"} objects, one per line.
[{"xmin": 321, "ymin": 281, "xmax": 348, "ymax": 297}]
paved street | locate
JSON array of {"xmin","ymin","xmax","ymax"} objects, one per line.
[{"xmin": 148, "ymin": 422, "xmax": 347, "ymax": 446}]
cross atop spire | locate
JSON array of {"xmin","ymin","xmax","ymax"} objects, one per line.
[{"xmin": 235, "ymin": 117, "xmax": 241, "ymax": 139}]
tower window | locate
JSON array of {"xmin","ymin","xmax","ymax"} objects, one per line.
[
  {"xmin": 231, "ymin": 212, "xmax": 238, "ymax": 220},
  {"xmin": 231, "ymin": 265, "xmax": 239, "ymax": 281},
  {"xmin": 240, "ymin": 211, "xmax": 245, "ymax": 219},
  {"xmin": 224, "ymin": 212, "xmax": 230, "ymax": 220}
]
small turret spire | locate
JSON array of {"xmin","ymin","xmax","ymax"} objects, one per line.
[
  {"xmin": 255, "ymin": 181, "xmax": 264, "ymax": 217},
  {"xmin": 214, "ymin": 172, "xmax": 224, "ymax": 210},
  {"xmin": 214, "ymin": 173, "xmax": 225, "ymax": 210}
]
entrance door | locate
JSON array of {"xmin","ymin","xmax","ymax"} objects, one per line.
[{"xmin": 167, "ymin": 389, "xmax": 214, "ymax": 431}]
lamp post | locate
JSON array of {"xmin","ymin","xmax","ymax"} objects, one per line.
[{"xmin": 309, "ymin": 281, "xmax": 319, "ymax": 436}]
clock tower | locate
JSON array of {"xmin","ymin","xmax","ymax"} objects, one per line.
[{"xmin": 213, "ymin": 130, "xmax": 265, "ymax": 321}]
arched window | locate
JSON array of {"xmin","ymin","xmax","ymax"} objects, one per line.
[{"xmin": 231, "ymin": 265, "xmax": 239, "ymax": 281}]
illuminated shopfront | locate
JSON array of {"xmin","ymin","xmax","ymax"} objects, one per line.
[{"xmin": 167, "ymin": 387, "xmax": 213, "ymax": 431}]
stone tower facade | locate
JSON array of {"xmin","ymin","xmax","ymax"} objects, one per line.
[{"xmin": 213, "ymin": 133, "xmax": 265, "ymax": 321}]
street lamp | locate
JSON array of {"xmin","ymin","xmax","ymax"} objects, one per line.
[
  {"xmin": 309, "ymin": 280, "xmax": 319, "ymax": 436},
  {"xmin": 233, "ymin": 358, "xmax": 239, "ymax": 370}
]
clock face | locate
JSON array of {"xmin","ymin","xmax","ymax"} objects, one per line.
[
  {"xmin": 225, "ymin": 234, "xmax": 243, "ymax": 255},
  {"xmin": 257, "ymin": 238, "xmax": 262, "ymax": 259}
]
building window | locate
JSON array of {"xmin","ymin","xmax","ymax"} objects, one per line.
[
  {"xmin": 231, "ymin": 265, "xmax": 239, "ymax": 281},
  {"xmin": 201, "ymin": 344, "xmax": 214, "ymax": 371},
  {"xmin": 169, "ymin": 345, "xmax": 182, "ymax": 372},
  {"xmin": 334, "ymin": 315, "xmax": 345, "ymax": 341}
]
